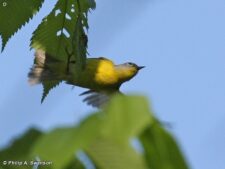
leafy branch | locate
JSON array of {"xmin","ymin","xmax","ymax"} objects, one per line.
[
  {"xmin": 0, "ymin": 1, "xmax": 190, "ymax": 169},
  {"xmin": 0, "ymin": 0, "xmax": 44, "ymax": 51},
  {"xmin": 0, "ymin": 95, "xmax": 189, "ymax": 169},
  {"xmin": 0, "ymin": 0, "xmax": 96, "ymax": 101}
]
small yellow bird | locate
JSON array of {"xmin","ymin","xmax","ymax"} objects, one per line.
[{"xmin": 28, "ymin": 50, "xmax": 144, "ymax": 107}]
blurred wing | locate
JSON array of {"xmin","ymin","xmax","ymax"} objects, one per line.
[{"xmin": 80, "ymin": 90, "xmax": 123, "ymax": 108}]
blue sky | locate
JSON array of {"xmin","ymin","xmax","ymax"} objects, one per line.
[{"xmin": 1, "ymin": 0, "xmax": 225, "ymax": 169}]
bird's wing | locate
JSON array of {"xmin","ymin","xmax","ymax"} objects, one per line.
[{"xmin": 79, "ymin": 90, "xmax": 123, "ymax": 108}]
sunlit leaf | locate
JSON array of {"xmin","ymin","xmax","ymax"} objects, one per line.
[
  {"xmin": 29, "ymin": 95, "xmax": 189, "ymax": 169},
  {"xmin": 0, "ymin": 0, "xmax": 44, "ymax": 51},
  {"xmin": 31, "ymin": 95, "xmax": 152, "ymax": 169},
  {"xmin": 31, "ymin": 114, "xmax": 102, "ymax": 169},
  {"xmin": 86, "ymin": 137, "xmax": 148, "ymax": 169},
  {"xmin": 101, "ymin": 95, "xmax": 153, "ymax": 144},
  {"xmin": 83, "ymin": 95, "xmax": 152, "ymax": 169}
]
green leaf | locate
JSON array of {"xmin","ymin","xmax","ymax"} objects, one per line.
[
  {"xmin": 41, "ymin": 81, "xmax": 61, "ymax": 103},
  {"xmin": 31, "ymin": 114, "xmax": 102, "ymax": 169},
  {"xmin": 0, "ymin": 129, "xmax": 42, "ymax": 169},
  {"xmin": 0, "ymin": 0, "xmax": 44, "ymax": 51},
  {"xmin": 101, "ymin": 95, "xmax": 153, "ymax": 144},
  {"xmin": 84, "ymin": 95, "xmax": 152, "ymax": 169},
  {"xmin": 139, "ymin": 122, "xmax": 189, "ymax": 169},
  {"xmin": 31, "ymin": 0, "xmax": 93, "ymax": 66},
  {"xmin": 86, "ymin": 137, "xmax": 148, "ymax": 169},
  {"xmin": 31, "ymin": 95, "xmax": 189, "ymax": 169},
  {"xmin": 81, "ymin": 0, "xmax": 96, "ymax": 11},
  {"xmin": 31, "ymin": 0, "xmax": 94, "ymax": 99},
  {"xmin": 64, "ymin": 157, "xmax": 85, "ymax": 169},
  {"xmin": 31, "ymin": 95, "xmax": 152, "ymax": 169},
  {"xmin": 72, "ymin": 16, "xmax": 88, "ymax": 69}
]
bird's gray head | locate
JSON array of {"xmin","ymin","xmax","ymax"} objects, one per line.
[
  {"xmin": 115, "ymin": 62, "xmax": 145, "ymax": 83},
  {"xmin": 123, "ymin": 62, "xmax": 145, "ymax": 71}
]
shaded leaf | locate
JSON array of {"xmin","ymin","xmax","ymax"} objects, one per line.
[
  {"xmin": 64, "ymin": 157, "xmax": 85, "ymax": 169},
  {"xmin": 41, "ymin": 81, "xmax": 61, "ymax": 103},
  {"xmin": 72, "ymin": 15, "xmax": 88, "ymax": 69},
  {"xmin": 0, "ymin": 0, "xmax": 44, "ymax": 51},
  {"xmin": 0, "ymin": 129, "xmax": 42, "ymax": 169},
  {"xmin": 81, "ymin": 0, "xmax": 96, "ymax": 11},
  {"xmin": 31, "ymin": 0, "xmax": 94, "ymax": 100},
  {"xmin": 140, "ymin": 122, "xmax": 189, "ymax": 169},
  {"xmin": 31, "ymin": 0, "xmax": 93, "ymax": 66}
]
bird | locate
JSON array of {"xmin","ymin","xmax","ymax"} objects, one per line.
[{"xmin": 28, "ymin": 50, "xmax": 145, "ymax": 108}]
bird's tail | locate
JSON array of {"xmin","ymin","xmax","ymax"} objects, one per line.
[{"xmin": 28, "ymin": 50, "xmax": 62, "ymax": 85}]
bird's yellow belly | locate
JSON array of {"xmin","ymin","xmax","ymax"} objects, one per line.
[{"xmin": 67, "ymin": 58, "xmax": 119, "ymax": 90}]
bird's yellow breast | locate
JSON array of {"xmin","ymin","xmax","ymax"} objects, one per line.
[
  {"xmin": 69, "ymin": 58, "xmax": 119, "ymax": 90},
  {"xmin": 94, "ymin": 59, "xmax": 118, "ymax": 85}
]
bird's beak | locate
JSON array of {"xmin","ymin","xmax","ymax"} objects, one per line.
[{"xmin": 137, "ymin": 66, "xmax": 145, "ymax": 70}]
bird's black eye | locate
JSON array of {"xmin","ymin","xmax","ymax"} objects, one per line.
[
  {"xmin": 126, "ymin": 62, "xmax": 137, "ymax": 67},
  {"xmin": 127, "ymin": 62, "xmax": 134, "ymax": 66}
]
